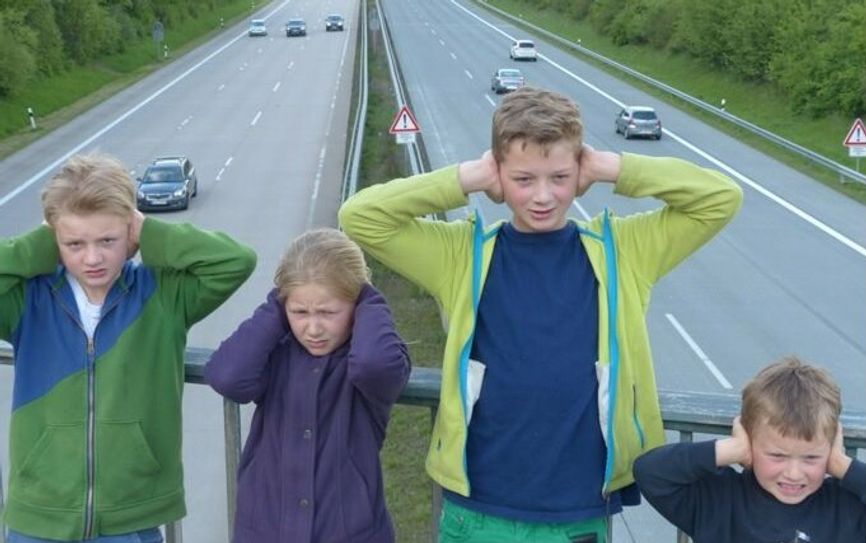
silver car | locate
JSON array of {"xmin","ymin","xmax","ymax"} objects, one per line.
[
  {"xmin": 491, "ymin": 68, "xmax": 525, "ymax": 94},
  {"xmin": 615, "ymin": 106, "xmax": 662, "ymax": 140},
  {"xmin": 248, "ymin": 19, "xmax": 267, "ymax": 37}
]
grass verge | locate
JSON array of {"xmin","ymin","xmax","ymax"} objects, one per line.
[
  {"xmin": 480, "ymin": 0, "xmax": 866, "ymax": 204},
  {"xmin": 361, "ymin": 7, "xmax": 446, "ymax": 542}
]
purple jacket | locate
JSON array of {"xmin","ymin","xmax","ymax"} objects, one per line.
[{"xmin": 205, "ymin": 284, "xmax": 411, "ymax": 543}]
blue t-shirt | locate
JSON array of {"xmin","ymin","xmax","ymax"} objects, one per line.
[{"xmin": 446, "ymin": 222, "xmax": 625, "ymax": 522}]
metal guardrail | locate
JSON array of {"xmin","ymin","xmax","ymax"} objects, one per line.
[
  {"xmin": 2, "ymin": 345, "xmax": 866, "ymax": 543},
  {"xmin": 476, "ymin": 0, "xmax": 866, "ymax": 185}
]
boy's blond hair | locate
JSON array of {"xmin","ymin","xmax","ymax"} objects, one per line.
[
  {"xmin": 741, "ymin": 356, "xmax": 841, "ymax": 444},
  {"xmin": 42, "ymin": 153, "xmax": 136, "ymax": 226},
  {"xmin": 491, "ymin": 86, "xmax": 584, "ymax": 163},
  {"xmin": 274, "ymin": 228, "xmax": 371, "ymax": 302}
]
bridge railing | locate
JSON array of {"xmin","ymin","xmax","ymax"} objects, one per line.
[{"xmin": 1, "ymin": 345, "xmax": 865, "ymax": 543}]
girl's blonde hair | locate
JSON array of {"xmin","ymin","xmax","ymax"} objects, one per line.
[
  {"xmin": 274, "ymin": 228, "xmax": 370, "ymax": 302},
  {"xmin": 42, "ymin": 153, "xmax": 136, "ymax": 226}
]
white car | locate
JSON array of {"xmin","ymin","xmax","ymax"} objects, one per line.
[
  {"xmin": 248, "ymin": 19, "xmax": 267, "ymax": 37},
  {"xmin": 510, "ymin": 39, "xmax": 537, "ymax": 61}
]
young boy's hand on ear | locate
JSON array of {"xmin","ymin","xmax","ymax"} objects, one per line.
[
  {"xmin": 459, "ymin": 150, "xmax": 503, "ymax": 203},
  {"xmin": 826, "ymin": 422, "xmax": 852, "ymax": 479},
  {"xmin": 716, "ymin": 416, "xmax": 753, "ymax": 468},
  {"xmin": 575, "ymin": 144, "xmax": 621, "ymax": 197}
]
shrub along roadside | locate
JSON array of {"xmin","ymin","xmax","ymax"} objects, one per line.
[{"xmin": 0, "ymin": 0, "xmax": 254, "ymax": 158}]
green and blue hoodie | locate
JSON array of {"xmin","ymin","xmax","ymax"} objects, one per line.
[
  {"xmin": 0, "ymin": 218, "xmax": 256, "ymax": 540},
  {"xmin": 340, "ymin": 153, "xmax": 743, "ymax": 498}
]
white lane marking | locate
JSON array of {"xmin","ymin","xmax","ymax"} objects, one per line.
[
  {"xmin": 439, "ymin": 39, "xmax": 445, "ymax": 46},
  {"xmin": 450, "ymin": 52, "xmax": 457, "ymax": 60},
  {"xmin": 250, "ymin": 111, "xmax": 262, "ymax": 126},
  {"xmin": 272, "ymin": 81, "xmax": 281, "ymax": 92},
  {"xmin": 449, "ymin": 0, "xmax": 866, "ymax": 259},
  {"xmin": 0, "ymin": 0, "xmax": 293, "ymax": 208},
  {"xmin": 225, "ymin": 157, "xmax": 233, "ymax": 167},
  {"xmin": 464, "ymin": 70, "xmax": 473, "ymax": 80},
  {"xmin": 485, "ymin": 94, "xmax": 495, "ymax": 107},
  {"xmin": 217, "ymin": 83, "xmax": 225, "ymax": 91},
  {"xmin": 287, "ymin": 61, "xmax": 294, "ymax": 70},
  {"xmin": 665, "ymin": 313, "xmax": 732, "ymax": 389},
  {"xmin": 215, "ymin": 167, "xmax": 225, "ymax": 181}
]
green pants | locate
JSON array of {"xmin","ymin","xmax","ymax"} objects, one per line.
[{"xmin": 439, "ymin": 500, "xmax": 608, "ymax": 543}]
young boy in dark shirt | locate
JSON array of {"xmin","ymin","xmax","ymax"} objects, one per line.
[{"xmin": 635, "ymin": 356, "xmax": 866, "ymax": 542}]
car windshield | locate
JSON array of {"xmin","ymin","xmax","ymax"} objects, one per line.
[
  {"xmin": 288, "ymin": 19, "xmax": 304, "ymax": 26},
  {"xmin": 327, "ymin": 15, "xmax": 342, "ymax": 21},
  {"xmin": 500, "ymin": 70, "xmax": 521, "ymax": 78},
  {"xmin": 633, "ymin": 111, "xmax": 657, "ymax": 120},
  {"xmin": 517, "ymin": 42, "xmax": 535, "ymax": 49},
  {"xmin": 251, "ymin": 21, "xmax": 264, "ymax": 28},
  {"xmin": 143, "ymin": 166, "xmax": 182, "ymax": 183}
]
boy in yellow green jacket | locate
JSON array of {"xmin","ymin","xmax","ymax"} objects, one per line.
[{"xmin": 340, "ymin": 87, "xmax": 742, "ymax": 542}]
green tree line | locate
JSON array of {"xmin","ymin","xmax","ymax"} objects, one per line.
[
  {"xmin": 530, "ymin": 0, "xmax": 866, "ymax": 118},
  {"xmin": 0, "ymin": 0, "xmax": 236, "ymax": 98}
]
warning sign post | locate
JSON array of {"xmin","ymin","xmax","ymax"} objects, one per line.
[
  {"xmin": 843, "ymin": 118, "xmax": 866, "ymax": 158},
  {"xmin": 389, "ymin": 105, "xmax": 420, "ymax": 145}
]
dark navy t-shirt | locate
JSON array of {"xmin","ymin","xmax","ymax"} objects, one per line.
[{"xmin": 446, "ymin": 221, "xmax": 624, "ymax": 522}]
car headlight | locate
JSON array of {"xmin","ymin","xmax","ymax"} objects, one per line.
[
  {"xmin": 173, "ymin": 188, "xmax": 186, "ymax": 197},
  {"xmin": 137, "ymin": 190, "xmax": 145, "ymax": 199}
]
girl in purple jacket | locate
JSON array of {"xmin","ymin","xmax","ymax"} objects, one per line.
[{"xmin": 205, "ymin": 228, "xmax": 411, "ymax": 543}]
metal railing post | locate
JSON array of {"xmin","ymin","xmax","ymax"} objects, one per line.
[
  {"xmin": 430, "ymin": 406, "xmax": 441, "ymax": 542},
  {"xmin": 165, "ymin": 520, "xmax": 182, "ymax": 543},
  {"xmin": 223, "ymin": 398, "xmax": 242, "ymax": 538}
]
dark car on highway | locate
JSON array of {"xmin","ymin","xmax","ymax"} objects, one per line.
[
  {"xmin": 286, "ymin": 18, "xmax": 306, "ymax": 37},
  {"xmin": 136, "ymin": 156, "xmax": 198, "ymax": 211},
  {"xmin": 325, "ymin": 14, "xmax": 344, "ymax": 31}
]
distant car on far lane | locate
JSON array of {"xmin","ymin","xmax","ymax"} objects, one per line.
[
  {"xmin": 286, "ymin": 18, "xmax": 306, "ymax": 37},
  {"xmin": 325, "ymin": 14, "xmax": 345, "ymax": 31},
  {"xmin": 248, "ymin": 19, "xmax": 267, "ymax": 37},
  {"xmin": 491, "ymin": 68, "xmax": 525, "ymax": 94}
]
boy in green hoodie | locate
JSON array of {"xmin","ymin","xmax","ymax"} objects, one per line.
[{"xmin": 0, "ymin": 153, "xmax": 256, "ymax": 542}]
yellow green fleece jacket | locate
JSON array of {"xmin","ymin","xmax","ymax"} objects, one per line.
[{"xmin": 339, "ymin": 153, "xmax": 743, "ymax": 496}]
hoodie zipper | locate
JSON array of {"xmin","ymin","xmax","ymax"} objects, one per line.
[
  {"xmin": 84, "ymin": 336, "xmax": 96, "ymax": 538},
  {"xmin": 56, "ymin": 288, "xmax": 123, "ymax": 539}
]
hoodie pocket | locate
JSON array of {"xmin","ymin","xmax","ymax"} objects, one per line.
[
  {"xmin": 96, "ymin": 421, "xmax": 162, "ymax": 507},
  {"xmin": 15, "ymin": 423, "xmax": 86, "ymax": 508}
]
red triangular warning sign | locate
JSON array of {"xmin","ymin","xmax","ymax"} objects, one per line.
[
  {"xmin": 843, "ymin": 118, "xmax": 866, "ymax": 146},
  {"xmin": 389, "ymin": 106, "xmax": 420, "ymax": 134}
]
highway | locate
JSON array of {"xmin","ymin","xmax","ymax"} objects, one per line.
[{"xmin": 0, "ymin": 0, "xmax": 863, "ymax": 540}]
